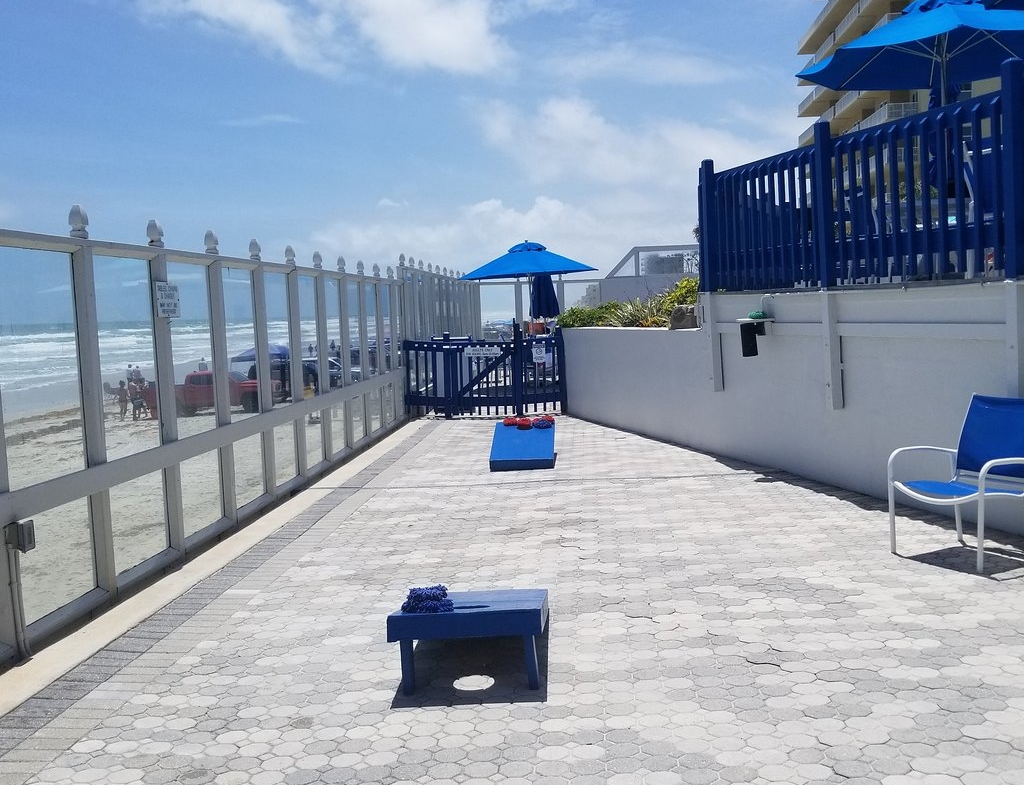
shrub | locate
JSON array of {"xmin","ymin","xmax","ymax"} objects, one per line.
[
  {"xmin": 661, "ymin": 277, "xmax": 699, "ymax": 311},
  {"xmin": 557, "ymin": 276, "xmax": 700, "ymax": 328},
  {"xmin": 557, "ymin": 301, "xmax": 619, "ymax": 328},
  {"xmin": 607, "ymin": 298, "xmax": 669, "ymax": 328}
]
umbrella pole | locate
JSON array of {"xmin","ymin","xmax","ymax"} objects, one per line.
[{"xmin": 939, "ymin": 34, "xmax": 949, "ymax": 106}]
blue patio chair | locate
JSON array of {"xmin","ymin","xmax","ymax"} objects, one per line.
[
  {"xmin": 963, "ymin": 143, "xmax": 995, "ymax": 225},
  {"xmin": 888, "ymin": 395, "xmax": 1024, "ymax": 573}
]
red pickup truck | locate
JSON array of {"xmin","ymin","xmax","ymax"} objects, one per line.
[{"xmin": 143, "ymin": 370, "xmax": 276, "ymax": 416}]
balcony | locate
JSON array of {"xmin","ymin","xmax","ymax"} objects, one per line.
[
  {"xmin": 859, "ymin": 100, "xmax": 921, "ymax": 130},
  {"xmin": 832, "ymin": 88, "xmax": 880, "ymax": 125},
  {"xmin": 799, "ymin": 0, "xmax": 856, "ymax": 55},
  {"xmin": 799, "ymin": 122, "xmax": 817, "ymax": 147},
  {"xmin": 798, "ymin": 84, "xmax": 837, "ymax": 118}
]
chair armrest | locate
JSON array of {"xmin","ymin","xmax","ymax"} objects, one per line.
[
  {"xmin": 887, "ymin": 445, "xmax": 957, "ymax": 483},
  {"xmin": 977, "ymin": 457, "xmax": 1024, "ymax": 491}
]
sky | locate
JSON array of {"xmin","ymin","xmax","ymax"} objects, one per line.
[{"xmin": 2, "ymin": 0, "xmax": 816, "ymax": 316}]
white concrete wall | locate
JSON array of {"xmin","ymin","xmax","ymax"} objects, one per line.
[{"xmin": 563, "ymin": 281, "xmax": 1024, "ymax": 534}]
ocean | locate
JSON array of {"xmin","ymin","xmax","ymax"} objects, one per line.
[{"xmin": 0, "ymin": 319, "xmax": 370, "ymax": 420}]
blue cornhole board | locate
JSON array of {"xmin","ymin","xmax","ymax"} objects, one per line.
[
  {"xmin": 386, "ymin": 588, "xmax": 549, "ymax": 695},
  {"xmin": 489, "ymin": 422, "xmax": 555, "ymax": 471}
]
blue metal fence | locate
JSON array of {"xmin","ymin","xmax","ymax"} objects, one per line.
[
  {"xmin": 404, "ymin": 325, "xmax": 566, "ymax": 418},
  {"xmin": 700, "ymin": 58, "xmax": 1024, "ymax": 292}
]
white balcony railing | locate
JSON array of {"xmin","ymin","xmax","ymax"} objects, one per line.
[{"xmin": 860, "ymin": 101, "xmax": 921, "ymax": 130}]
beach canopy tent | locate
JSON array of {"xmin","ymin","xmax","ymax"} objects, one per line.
[
  {"xmin": 230, "ymin": 344, "xmax": 290, "ymax": 363},
  {"xmin": 796, "ymin": 0, "xmax": 1024, "ymax": 104},
  {"xmin": 461, "ymin": 241, "xmax": 596, "ymax": 322}
]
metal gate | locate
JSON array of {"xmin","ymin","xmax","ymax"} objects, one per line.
[{"xmin": 403, "ymin": 324, "xmax": 566, "ymax": 418}]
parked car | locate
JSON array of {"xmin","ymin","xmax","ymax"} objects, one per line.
[
  {"xmin": 143, "ymin": 370, "xmax": 280, "ymax": 416},
  {"xmin": 302, "ymin": 357, "xmax": 344, "ymax": 390}
]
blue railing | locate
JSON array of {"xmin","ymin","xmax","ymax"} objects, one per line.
[
  {"xmin": 700, "ymin": 59, "xmax": 1024, "ymax": 292},
  {"xmin": 404, "ymin": 325, "xmax": 565, "ymax": 418}
]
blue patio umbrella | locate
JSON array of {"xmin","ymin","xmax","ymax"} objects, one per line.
[
  {"xmin": 460, "ymin": 241, "xmax": 596, "ymax": 281},
  {"xmin": 797, "ymin": 0, "xmax": 1024, "ymax": 104},
  {"xmin": 462, "ymin": 241, "xmax": 595, "ymax": 324}
]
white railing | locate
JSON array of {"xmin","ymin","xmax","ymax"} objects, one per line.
[
  {"xmin": 859, "ymin": 101, "xmax": 921, "ymax": 131},
  {"xmin": 0, "ymin": 206, "xmax": 474, "ymax": 663}
]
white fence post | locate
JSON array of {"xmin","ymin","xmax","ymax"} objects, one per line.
[
  {"xmin": 250, "ymin": 245, "xmax": 276, "ymax": 497},
  {"xmin": 146, "ymin": 220, "xmax": 185, "ymax": 553},
  {"xmin": 205, "ymin": 252, "xmax": 238, "ymax": 524},
  {"xmin": 314, "ymin": 252, "xmax": 331, "ymax": 462},
  {"xmin": 69, "ymin": 207, "xmax": 117, "ymax": 597},
  {"xmin": 285, "ymin": 247, "xmax": 307, "ymax": 477}
]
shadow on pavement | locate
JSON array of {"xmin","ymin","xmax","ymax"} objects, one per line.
[{"xmin": 389, "ymin": 633, "xmax": 549, "ymax": 708}]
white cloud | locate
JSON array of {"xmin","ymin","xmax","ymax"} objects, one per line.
[
  {"xmin": 309, "ymin": 193, "xmax": 690, "ymax": 281},
  {"xmin": 341, "ymin": 0, "xmax": 510, "ymax": 74},
  {"xmin": 376, "ymin": 197, "xmax": 409, "ymax": 208},
  {"xmin": 134, "ymin": 0, "xmax": 346, "ymax": 75},
  {"xmin": 476, "ymin": 96, "xmax": 788, "ymax": 189},
  {"xmin": 547, "ymin": 41, "xmax": 743, "ymax": 86},
  {"xmin": 134, "ymin": 0, "xmax": 512, "ymax": 76}
]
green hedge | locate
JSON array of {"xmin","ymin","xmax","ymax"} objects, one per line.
[{"xmin": 556, "ymin": 276, "xmax": 699, "ymax": 328}]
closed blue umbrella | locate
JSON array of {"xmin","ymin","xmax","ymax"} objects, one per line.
[
  {"xmin": 530, "ymin": 274, "xmax": 560, "ymax": 319},
  {"xmin": 797, "ymin": 0, "xmax": 1024, "ymax": 104}
]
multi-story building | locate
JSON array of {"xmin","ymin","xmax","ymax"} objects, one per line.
[{"xmin": 797, "ymin": 0, "xmax": 999, "ymax": 147}]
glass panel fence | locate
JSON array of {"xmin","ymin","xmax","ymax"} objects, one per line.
[
  {"xmin": 380, "ymin": 285, "xmax": 393, "ymax": 373},
  {"xmin": 329, "ymin": 404, "xmax": 346, "ymax": 456},
  {"xmin": 182, "ymin": 450, "xmax": 224, "ymax": 538},
  {"xmin": 263, "ymin": 272, "xmax": 292, "ymax": 407},
  {"xmin": 348, "ymin": 281, "xmax": 365, "ymax": 383},
  {"xmin": 0, "ymin": 248, "xmax": 85, "ymax": 490},
  {"xmin": 167, "ymin": 261, "xmax": 215, "ymax": 433},
  {"xmin": 274, "ymin": 423, "xmax": 296, "ymax": 488},
  {"xmin": 234, "ymin": 433, "xmax": 265, "ymax": 507},
  {"xmin": 110, "ymin": 469, "xmax": 167, "ymax": 575},
  {"xmin": 349, "ymin": 397, "xmax": 365, "ymax": 444},
  {"xmin": 366, "ymin": 283, "xmax": 378, "ymax": 377},
  {"xmin": 224, "ymin": 267, "xmax": 261, "ymax": 421},
  {"xmin": 324, "ymin": 278, "xmax": 346, "ymax": 388},
  {"xmin": 384, "ymin": 382, "xmax": 396, "ymax": 424},
  {"xmin": 298, "ymin": 275, "xmax": 319, "ymax": 397},
  {"xmin": 21, "ymin": 498, "xmax": 93, "ymax": 624},
  {"xmin": 305, "ymin": 411, "xmax": 323, "ymax": 469},
  {"xmin": 95, "ymin": 255, "xmax": 158, "ymax": 457},
  {"xmin": 366, "ymin": 389, "xmax": 380, "ymax": 435}
]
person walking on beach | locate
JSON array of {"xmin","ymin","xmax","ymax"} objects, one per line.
[
  {"xmin": 129, "ymin": 379, "xmax": 144, "ymax": 421},
  {"xmin": 117, "ymin": 380, "xmax": 128, "ymax": 420}
]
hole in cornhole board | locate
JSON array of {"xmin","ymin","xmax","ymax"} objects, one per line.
[
  {"xmin": 390, "ymin": 633, "xmax": 549, "ymax": 708},
  {"xmin": 453, "ymin": 674, "xmax": 495, "ymax": 691}
]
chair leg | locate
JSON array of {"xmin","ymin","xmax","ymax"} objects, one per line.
[
  {"xmin": 954, "ymin": 505, "xmax": 964, "ymax": 544},
  {"xmin": 976, "ymin": 497, "xmax": 986, "ymax": 574},
  {"xmin": 888, "ymin": 482, "xmax": 898, "ymax": 554}
]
